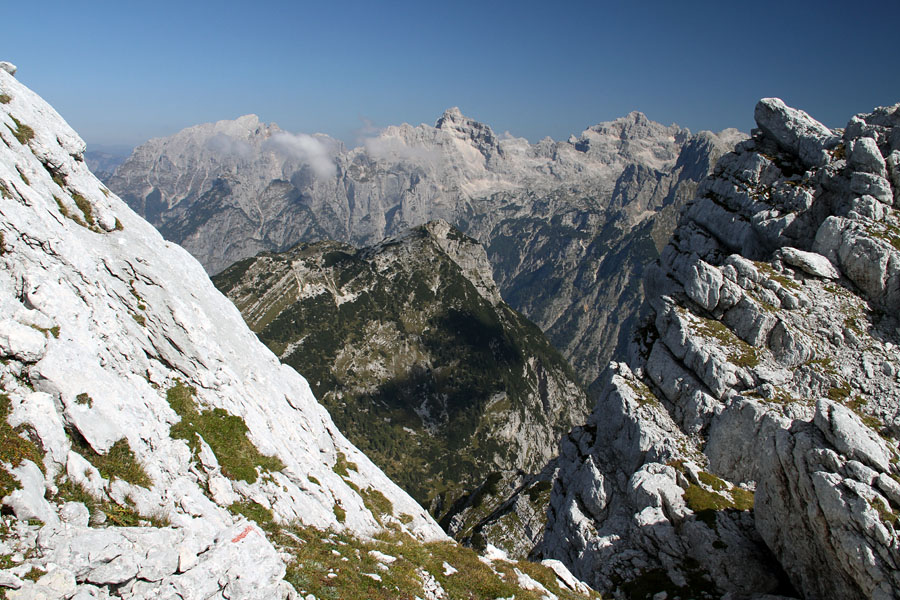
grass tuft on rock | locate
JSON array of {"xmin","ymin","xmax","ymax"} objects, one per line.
[
  {"xmin": 72, "ymin": 193, "xmax": 94, "ymax": 226},
  {"xmin": 166, "ymin": 381, "xmax": 285, "ymax": 483},
  {"xmin": 0, "ymin": 394, "xmax": 45, "ymax": 498},
  {"xmin": 229, "ymin": 500, "xmax": 276, "ymax": 528},
  {"xmin": 67, "ymin": 429, "xmax": 151, "ymax": 488},
  {"xmin": 7, "ymin": 116, "xmax": 34, "ymax": 144}
]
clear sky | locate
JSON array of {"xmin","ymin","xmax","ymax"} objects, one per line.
[{"xmin": 6, "ymin": 0, "xmax": 899, "ymax": 150}]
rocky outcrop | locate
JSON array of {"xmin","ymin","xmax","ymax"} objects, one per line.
[
  {"xmin": 0, "ymin": 63, "xmax": 454, "ymax": 599},
  {"xmin": 108, "ymin": 107, "xmax": 744, "ymax": 386},
  {"xmin": 212, "ymin": 219, "xmax": 589, "ymax": 533},
  {"xmin": 528, "ymin": 98, "xmax": 900, "ymax": 598}
]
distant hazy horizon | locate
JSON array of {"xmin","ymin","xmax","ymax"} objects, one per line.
[{"xmin": 9, "ymin": 0, "xmax": 899, "ymax": 148}]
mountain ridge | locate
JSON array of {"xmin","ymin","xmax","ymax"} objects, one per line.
[{"xmin": 108, "ymin": 107, "xmax": 745, "ymax": 385}]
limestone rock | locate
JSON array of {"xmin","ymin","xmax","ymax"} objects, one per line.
[
  {"xmin": 532, "ymin": 97, "xmax": 900, "ymax": 599},
  {"xmin": 776, "ymin": 247, "xmax": 840, "ymax": 279},
  {"xmin": 0, "ymin": 59, "xmax": 444, "ymax": 599}
]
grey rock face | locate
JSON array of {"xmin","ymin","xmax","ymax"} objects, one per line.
[
  {"xmin": 108, "ymin": 109, "xmax": 744, "ymax": 386},
  {"xmin": 0, "ymin": 61, "xmax": 443, "ymax": 599},
  {"xmin": 528, "ymin": 98, "xmax": 900, "ymax": 598}
]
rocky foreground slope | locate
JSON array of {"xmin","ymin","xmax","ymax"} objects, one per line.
[
  {"xmin": 108, "ymin": 106, "xmax": 743, "ymax": 385},
  {"xmin": 212, "ymin": 219, "xmax": 589, "ymax": 534},
  {"xmin": 0, "ymin": 64, "xmax": 596, "ymax": 600},
  {"xmin": 486, "ymin": 99, "xmax": 900, "ymax": 598}
]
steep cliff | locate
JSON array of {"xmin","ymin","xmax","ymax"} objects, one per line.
[
  {"xmin": 108, "ymin": 108, "xmax": 743, "ymax": 385},
  {"xmin": 212, "ymin": 220, "xmax": 589, "ymax": 537},
  {"xmin": 0, "ymin": 63, "xmax": 596, "ymax": 600},
  {"xmin": 530, "ymin": 98, "xmax": 900, "ymax": 598}
]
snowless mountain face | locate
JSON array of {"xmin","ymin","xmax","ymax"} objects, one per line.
[
  {"xmin": 0, "ymin": 61, "xmax": 602, "ymax": 600},
  {"xmin": 108, "ymin": 106, "xmax": 744, "ymax": 386},
  {"xmin": 212, "ymin": 219, "xmax": 589, "ymax": 538},
  {"xmin": 479, "ymin": 98, "xmax": 900, "ymax": 598}
]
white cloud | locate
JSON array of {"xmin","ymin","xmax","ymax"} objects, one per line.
[
  {"xmin": 205, "ymin": 133, "xmax": 253, "ymax": 160},
  {"xmin": 263, "ymin": 132, "xmax": 337, "ymax": 178}
]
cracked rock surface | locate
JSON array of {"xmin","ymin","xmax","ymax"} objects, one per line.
[
  {"xmin": 0, "ymin": 65, "xmax": 443, "ymax": 599},
  {"xmin": 477, "ymin": 98, "xmax": 900, "ymax": 599}
]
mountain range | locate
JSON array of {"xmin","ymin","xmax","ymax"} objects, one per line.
[{"xmin": 106, "ymin": 107, "xmax": 744, "ymax": 386}]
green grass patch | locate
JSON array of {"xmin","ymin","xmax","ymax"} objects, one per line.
[
  {"xmin": 359, "ymin": 486, "xmax": 394, "ymax": 521},
  {"xmin": 273, "ymin": 524, "xmax": 600, "ymax": 600},
  {"xmin": 694, "ymin": 317, "xmax": 760, "ymax": 368},
  {"xmin": 698, "ymin": 471, "xmax": 727, "ymax": 491},
  {"xmin": 7, "ymin": 116, "xmax": 34, "ymax": 144},
  {"xmin": 308, "ymin": 475, "xmax": 320, "ymax": 486},
  {"xmin": 23, "ymin": 566, "xmax": 44, "ymax": 582},
  {"xmin": 54, "ymin": 196, "xmax": 70, "ymax": 219},
  {"xmin": 828, "ymin": 381, "xmax": 852, "ymax": 401},
  {"xmin": 166, "ymin": 381, "xmax": 284, "ymax": 483},
  {"xmin": 0, "ymin": 394, "xmax": 45, "ymax": 498},
  {"xmin": 731, "ymin": 487, "xmax": 754, "ymax": 511},
  {"xmin": 54, "ymin": 478, "xmax": 149, "ymax": 527},
  {"xmin": 229, "ymin": 500, "xmax": 276, "ymax": 528},
  {"xmin": 67, "ymin": 430, "xmax": 151, "ymax": 488},
  {"xmin": 72, "ymin": 193, "xmax": 94, "ymax": 227},
  {"xmin": 333, "ymin": 451, "xmax": 358, "ymax": 478},
  {"xmin": 333, "ymin": 502, "xmax": 346, "ymax": 523},
  {"xmin": 0, "ymin": 94, "xmax": 10, "ymax": 104},
  {"xmin": 872, "ymin": 497, "xmax": 898, "ymax": 526}
]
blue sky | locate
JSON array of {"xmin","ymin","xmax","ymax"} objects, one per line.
[{"xmin": 7, "ymin": 0, "xmax": 899, "ymax": 149}]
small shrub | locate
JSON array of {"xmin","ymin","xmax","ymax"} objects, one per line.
[
  {"xmin": 114, "ymin": 218, "xmax": 123, "ymax": 231},
  {"xmin": 166, "ymin": 381, "xmax": 285, "ymax": 483},
  {"xmin": 23, "ymin": 567, "xmax": 44, "ymax": 582},
  {"xmin": 131, "ymin": 312, "xmax": 146, "ymax": 326},
  {"xmin": 75, "ymin": 393, "xmax": 93, "ymax": 407},
  {"xmin": 0, "ymin": 94, "xmax": 10, "ymax": 104},
  {"xmin": 307, "ymin": 475, "xmax": 320, "ymax": 486},
  {"xmin": 7, "ymin": 116, "xmax": 34, "ymax": 144}
]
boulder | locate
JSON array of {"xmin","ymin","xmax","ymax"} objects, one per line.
[
  {"xmin": 754, "ymin": 98, "xmax": 838, "ymax": 167},
  {"xmin": 776, "ymin": 247, "xmax": 840, "ymax": 279}
]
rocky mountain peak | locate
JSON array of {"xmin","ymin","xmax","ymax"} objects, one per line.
[{"xmin": 434, "ymin": 107, "xmax": 500, "ymax": 157}]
